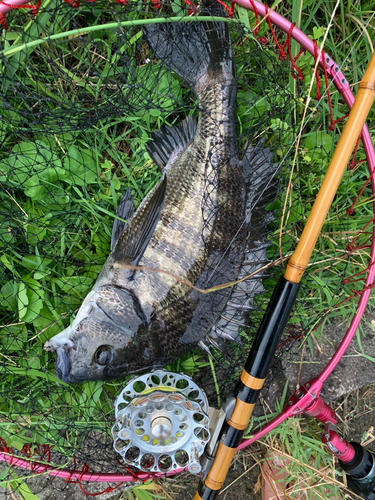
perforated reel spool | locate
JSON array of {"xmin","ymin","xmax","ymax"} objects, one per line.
[{"xmin": 111, "ymin": 370, "xmax": 210, "ymax": 474}]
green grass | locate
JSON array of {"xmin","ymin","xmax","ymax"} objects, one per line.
[{"xmin": 0, "ymin": 0, "xmax": 374, "ymax": 499}]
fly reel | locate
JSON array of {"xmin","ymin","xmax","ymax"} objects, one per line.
[{"xmin": 111, "ymin": 370, "xmax": 211, "ymax": 474}]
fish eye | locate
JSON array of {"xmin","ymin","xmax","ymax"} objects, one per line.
[{"xmin": 94, "ymin": 346, "xmax": 112, "ymax": 366}]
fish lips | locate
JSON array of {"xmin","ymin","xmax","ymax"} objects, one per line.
[
  {"xmin": 45, "ymin": 339, "xmax": 77, "ymax": 383},
  {"xmin": 55, "ymin": 343, "xmax": 77, "ymax": 383}
]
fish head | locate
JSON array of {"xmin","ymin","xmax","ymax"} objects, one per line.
[{"xmin": 44, "ymin": 287, "xmax": 149, "ymax": 383}]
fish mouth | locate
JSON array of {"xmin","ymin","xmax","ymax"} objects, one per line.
[{"xmin": 44, "ymin": 336, "xmax": 76, "ymax": 383}]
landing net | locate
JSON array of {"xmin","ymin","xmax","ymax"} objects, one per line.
[{"xmin": 0, "ymin": 0, "xmax": 374, "ymax": 496}]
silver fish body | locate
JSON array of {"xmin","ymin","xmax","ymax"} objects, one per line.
[{"xmin": 44, "ymin": 18, "xmax": 267, "ymax": 383}]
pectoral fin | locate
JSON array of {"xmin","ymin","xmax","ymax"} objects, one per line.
[
  {"xmin": 111, "ymin": 188, "xmax": 135, "ymax": 250},
  {"xmin": 112, "ymin": 175, "xmax": 167, "ymax": 267}
]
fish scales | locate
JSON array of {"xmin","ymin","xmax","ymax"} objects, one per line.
[
  {"xmin": 44, "ymin": 14, "xmax": 268, "ymax": 383},
  {"xmin": 109, "ymin": 77, "xmax": 245, "ymax": 361}
]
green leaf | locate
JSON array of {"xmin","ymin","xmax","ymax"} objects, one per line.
[
  {"xmin": 25, "ymin": 223, "xmax": 47, "ymax": 245},
  {"xmin": 24, "ymin": 184, "xmax": 46, "ymax": 200},
  {"xmin": 312, "ymin": 26, "xmax": 325, "ymax": 40},
  {"xmin": 42, "ymin": 185, "xmax": 70, "ymax": 207},
  {"xmin": 91, "ymin": 231, "xmax": 110, "ymax": 253},
  {"xmin": 6, "ymin": 140, "xmax": 61, "ymax": 184},
  {"xmin": 310, "ymin": 275, "xmax": 333, "ymax": 305},
  {"xmin": 52, "ymin": 275, "xmax": 93, "ymax": 297},
  {"xmin": 17, "ymin": 279, "xmax": 45, "ymax": 323},
  {"xmin": 20, "ymin": 255, "xmax": 53, "ymax": 272},
  {"xmin": 0, "ymin": 365, "xmax": 69, "ymax": 385},
  {"xmin": 64, "ymin": 146, "xmax": 98, "ymax": 185},
  {"xmin": 0, "ymin": 162, "xmax": 10, "ymax": 182},
  {"xmin": 1, "ymin": 436, "xmax": 26, "ymax": 454},
  {"xmin": 358, "ymin": 352, "xmax": 375, "ymax": 363},
  {"xmin": 18, "ymin": 283, "xmax": 29, "ymax": 320},
  {"xmin": 236, "ymin": 4, "xmax": 251, "ymax": 29},
  {"xmin": 0, "ymin": 467, "xmax": 9, "ymax": 482},
  {"xmin": 133, "ymin": 488, "xmax": 158, "ymax": 500},
  {"xmin": 0, "ymin": 281, "xmax": 18, "ymax": 311},
  {"xmin": 31, "ymin": 305, "xmax": 62, "ymax": 341},
  {"xmin": 8, "ymin": 470, "xmax": 42, "ymax": 500},
  {"xmin": 20, "ymin": 356, "xmax": 41, "ymax": 370},
  {"xmin": 148, "ymin": 108, "xmax": 161, "ymax": 117},
  {"xmin": 24, "ymin": 164, "xmax": 67, "ymax": 201},
  {"xmin": 238, "ymin": 89, "xmax": 270, "ymax": 122},
  {"xmin": 179, "ymin": 355, "xmax": 209, "ymax": 373},
  {"xmin": 170, "ymin": 0, "xmax": 182, "ymax": 14},
  {"xmin": 1, "ymin": 324, "xmax": 28, "ymax": 352},
  {"xmin": 303, "ymin": 132, "xmax": 334, "ymax": 159},
  {"xmin": 22, "ymin": 288, "xmax": 44, "ymax": 323},
  {"xmin": 0, "ymin": 221, "xmax": 15, "ymax": 245},
  {"xmin": 128, "ymin": 29, "xmax": 143, "ymax": 46}
]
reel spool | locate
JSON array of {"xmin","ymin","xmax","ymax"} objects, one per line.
[{"xmin": 111, "ymin": 371, "xmax": 211, "ymax": 474}]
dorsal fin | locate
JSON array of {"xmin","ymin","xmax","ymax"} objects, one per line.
[
  {"xmin": 146, "ymin": 115, "xmax": 197, "ymax": 170},
  {"xmin": 111, "ymin": 188, "xmax": 135, "ymax": 250},
  {"xmin": 112, "ymin": 175, "xmax": 167, "ymax": 268}
]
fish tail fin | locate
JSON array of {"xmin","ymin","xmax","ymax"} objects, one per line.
[{"xmin": 143, "ymin": 6, "xmax": 234, "ymax": 93}]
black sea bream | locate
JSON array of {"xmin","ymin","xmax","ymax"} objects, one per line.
[{"xmin": 44, "ymin": 12, "xmax": 275, "ymax": 383}]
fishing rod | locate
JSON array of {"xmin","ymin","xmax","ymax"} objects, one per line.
[{"xmin": 195, "ymin": 37, "xmax": 375, "ymax": 500}]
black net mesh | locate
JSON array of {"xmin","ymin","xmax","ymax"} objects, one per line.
[{"xmin": 0, "ymin": 0, "xmax": 372, "ymax": 495}]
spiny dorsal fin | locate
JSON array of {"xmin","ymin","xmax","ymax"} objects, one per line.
[
  {"xmin": 112, "ymin": 175, "xmax": 167, "ymax": 267},
  {"xmin": 146, "ymin": 115, "xmax": 197, "ymax": 170},
  {"xmin": 111, "ymin": 188, "xmax": 135, "ymax": 250}
]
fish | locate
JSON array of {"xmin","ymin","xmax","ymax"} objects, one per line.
[{"xmin": 44, "ymin": 6, "xmax": 277, "ymax": 383}]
